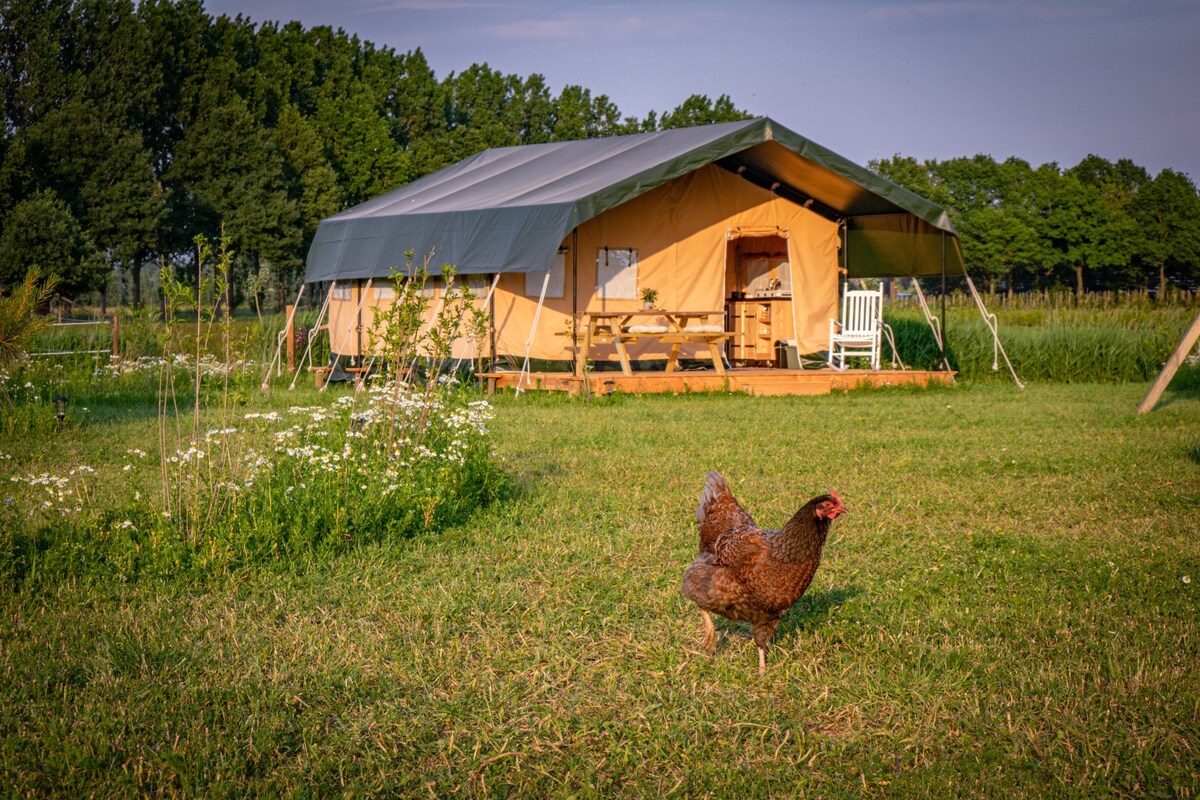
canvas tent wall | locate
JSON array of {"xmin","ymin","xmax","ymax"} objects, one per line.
[{"xmin": 304, "ymin": 117, "xmax": 965, "ymax": 367}]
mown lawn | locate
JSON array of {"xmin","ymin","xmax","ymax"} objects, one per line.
[{"xmin": 2, "ymin": 380, "xmax": 1198, "ymax": 798}]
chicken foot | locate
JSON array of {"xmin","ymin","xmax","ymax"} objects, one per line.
[{"xmin": 699, "ymin": 610, "xmax": 717, "ymax": 650}]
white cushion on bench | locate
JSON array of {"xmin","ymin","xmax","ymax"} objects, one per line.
[
  {"xmin": 683, "ymin": 324, "xmax": 724, "ymax": 333},
  {"xmin": 625, "ymin": 324, "xmax": 669, "ymax": 334}
]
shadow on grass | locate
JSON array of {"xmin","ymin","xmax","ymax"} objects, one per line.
[
  {"xmin": 777, "ymin": 584, "xmax": 863, "ymax": 641},
  {"xmin": 702, "ymin": 584, "xmax": 862, "ymax": 648}
]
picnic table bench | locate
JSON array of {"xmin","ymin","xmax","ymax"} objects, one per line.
[{"xmin": 568, "ymin": 310, "xmax": 733, "ymax": 376}]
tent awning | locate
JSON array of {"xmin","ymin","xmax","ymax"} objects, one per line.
[{"xmin": 304, "ymin": 117, "xmax": 964, "ymax": 282}]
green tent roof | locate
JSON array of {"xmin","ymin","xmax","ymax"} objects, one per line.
[{"xmin": 304, "ymin": 117, "xmax": 964, "ymax": 282}]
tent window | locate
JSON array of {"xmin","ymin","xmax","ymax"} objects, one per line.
[
  {"xmin": 525, "ymin": 253, "xmax": 565, "ymax": 298},
  {"xmin": 331, "ymin": 286, "xmax": 352, "ymax": 301},
  {"xmin": 596, "ymin": 248, "xmax": 638, "ymax": 300},
  {"xmin": 373, "ymin": 283, "xmax": 395, "ymax": 300}
]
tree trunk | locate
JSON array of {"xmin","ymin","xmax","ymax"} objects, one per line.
[
  {"xmin": 1159, "ymin": 263, "xmax": 1168, "ymax": 300},
  {"xmin": 1075, "ymin": 264, "xmax": 1085, "ymax": 302},
  {"xmin": 278, "ymin": 268, "xmax": 286, "ymax": 314},
  {"xmin": 131, "ymin": 257, "xmax": 142, "ymax": 307}
]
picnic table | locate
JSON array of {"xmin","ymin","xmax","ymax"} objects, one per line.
[{"xmin": 570, "ymin": 310, "xmax": 733, "ymax": 377}]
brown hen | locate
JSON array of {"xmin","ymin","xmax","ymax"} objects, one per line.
[{"xmin": 681, "ymin": 471, "xmax": 846, "ymax": 675}]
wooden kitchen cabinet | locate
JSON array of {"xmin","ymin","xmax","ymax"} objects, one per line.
[{"xmin": 726, "ymin": 299, "xmax": 795, "ymax": 365}]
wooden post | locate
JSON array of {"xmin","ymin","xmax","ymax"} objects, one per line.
[
  {"xmin": 285, "ymin": 304, "xmax": 296, "ymax": 373},
  {"xmin": 1137, "ymin": 308, "xmax": 1200, "ymax": 414},
  {"xmin": 111, "ymin": 314, "xmax": 119, "ymax": 360}
]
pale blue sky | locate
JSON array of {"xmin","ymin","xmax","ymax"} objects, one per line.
[{"xmin": 202, "ymin": 0, "xmax": 1200, "ymax": 181}]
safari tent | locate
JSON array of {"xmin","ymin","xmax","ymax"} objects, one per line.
[{"xmin": 293, "ymin": 117, "xmax": 1010, "ymax": 391}]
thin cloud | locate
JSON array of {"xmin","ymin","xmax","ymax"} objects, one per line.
[
  {"xmin": 862, "ymin": 1, "xmax": 1122, "ymax": 24},
  {"xmin": 480, "ymin": 13, "xmax": 646, "ymax": 39},
  {"xmin": 355, "ymin": 0, "xmax": 504, "ymax": 13}
]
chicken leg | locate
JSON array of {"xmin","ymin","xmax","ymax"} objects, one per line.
[
  {"xmin": 752, "ymin": 618, "xmax": 781, "ymax": 677},
  {"xmin": 699, "ymin": 610, "xmax": 716, "ymax": 650}
]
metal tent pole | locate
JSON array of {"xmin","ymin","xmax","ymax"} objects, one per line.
[
  {"xmin": 261, "ymin": 283, "xmax": 306, "ymax": 391},
  {"xmin": 451, "ymin": 272, "xmax": 501, "ymax": 375},
  {"xmin": 571, "ymin": 229, "xmax": 579, "ymax": 376},
  {"xmin": 940, "ymin": 231, "xmax": 947, "ymax": 367},
  {"xmin": 516, "ymin": 271, "xmax": 552, "ymax": 394}
]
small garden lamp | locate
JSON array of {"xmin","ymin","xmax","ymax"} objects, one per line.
[{"xmin": 52, "ymin": 396, "xmax": 68, "ymax": 431}]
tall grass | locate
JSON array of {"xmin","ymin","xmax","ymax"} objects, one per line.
[
  {"xmin": 1, "ymin": 243, "xmax": 505, "ymax": 586},
  {"xmin": 885, "ymin": 303, "xmax": 1196, "ymax": 383}
]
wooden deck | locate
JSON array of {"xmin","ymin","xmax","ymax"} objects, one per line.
[{"xmin": 479, "ymin": 367, "xmax": 955, "ymax": 397}]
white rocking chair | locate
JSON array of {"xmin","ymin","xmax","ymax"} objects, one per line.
[{"xmin": 828, "ymin": 284, "xmax": 888, "ymax": 371}]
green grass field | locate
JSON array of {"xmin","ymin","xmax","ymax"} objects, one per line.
[{"xmin": 2, "ymin": 374, "xmax": 1198, "ymax": 797}]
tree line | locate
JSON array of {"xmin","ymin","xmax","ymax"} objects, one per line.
[
  {"xmin": 0, "ymin": 0, "xmax": 751, "ymax": 311},
  {"xmin": 1, "ymin": 0, "xmax": 1196, "ymax": 313},
  {"xmin": 872, "ymin": 154, "xmax": 1200, "ymax": 298}
]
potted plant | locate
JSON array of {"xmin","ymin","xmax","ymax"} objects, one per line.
[{"xmin": 640, "ymin": 287, "xmax": 658, "ymax": 309}]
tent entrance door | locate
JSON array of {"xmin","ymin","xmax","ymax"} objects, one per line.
[{"xmin": 725, "ymin": 235, "xmax": 794, "ymax": 367}]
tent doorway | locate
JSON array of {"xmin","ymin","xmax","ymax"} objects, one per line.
[{"xmin": 725, "ymin": 234, "xmax": 796, "ymax": 367}]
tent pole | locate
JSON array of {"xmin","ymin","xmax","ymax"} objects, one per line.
[
  {"xmin": 517, "ymin": 271, "xmax": 551, "ymax": 394},
  {"xmin": 571, "ymin": 229, "xmax": 579, "ymax": 375},
  {"xmin": 261, "ymin": 283, "xmax": 306, "ymax": 391},
  {"xmin": 940, "ymin": 231, "xmax": 947, "ymax": 367},
  {"xmin": 488, "ymin": 276, "xmax": 497, "ymax": 374},
  {"xmin": 1138, "ymin": 307, "xmax": 1200, "ymax": 413},
  {"xmin": 290, "ymin": 280, "xmax": 334, "ymax": 389}
]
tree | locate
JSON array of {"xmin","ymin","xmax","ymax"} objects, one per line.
[
  {"xmin": 314, "ymin": 87, "xmax": 411, "ymax": 206},
  {"xmin": 22, "ymin": 100, "xmax": 165, "ymax": 305},
  {"xmin": 0, "ymin": 190, "xmax": 105, "ymax": 296},
  {"xmin": 1062, "ymin": 155, "xmax": 1140, "ymax": 295},
  {"xmin": 167, "ymin": 87, "xmax": 297, "ymax": 309},
  {"xmin": 384, "ymin": 48, "xmax": 451, "ymax": 175},
  {"xmin": 870, "ymin": 155, "xmax": 948, "ymax": 207},
  {"xmin": 273, "ymin": 103, "xmax": 341, "ymax": 308},
  {"xmin": 1132, "ymin": 169, "xmax": 1200, "ymax": 295},
  {"xmin": 658, "ymin": 94, "xmax": 751, "ymax": 129},
  {"xmin": 551, "ymin": 85, "xmax": 625, "ymax": 140}
]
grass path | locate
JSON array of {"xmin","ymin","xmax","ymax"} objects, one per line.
[{"xmin": 2, "ymin": 383, "xmax": 1198, "ymax": 797}]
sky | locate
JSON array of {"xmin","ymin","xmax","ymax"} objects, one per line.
[{"xmin": 201, "ymin": 0, "xmax": 1200, "ymax": 181}]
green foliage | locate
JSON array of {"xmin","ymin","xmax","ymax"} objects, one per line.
[
  {"xmin": 0, "ymin": 266, "xmax": 59, "ymax": 366},
  {"xmin": 0, "ymin": 190, "xmax": 104, "ymax": 295},
  {"xmin": 887, "ymin": 295, "xmax": 1196, "ymax": 383},
  {"xmin": 875, "ymin": 154, "xmax": 1200, "ymax": 296},
  {"xmin": 658, "ymin": 93, "xmax": 754, "ymax": 129},
  {"xmin": 0, "ymin": 238, "xmax": 505, "ymax": 585}
]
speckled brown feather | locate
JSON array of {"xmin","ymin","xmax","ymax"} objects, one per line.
[{"xmin": 695, "ymin": 471, "xmax": 756, "ymax": 554}]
